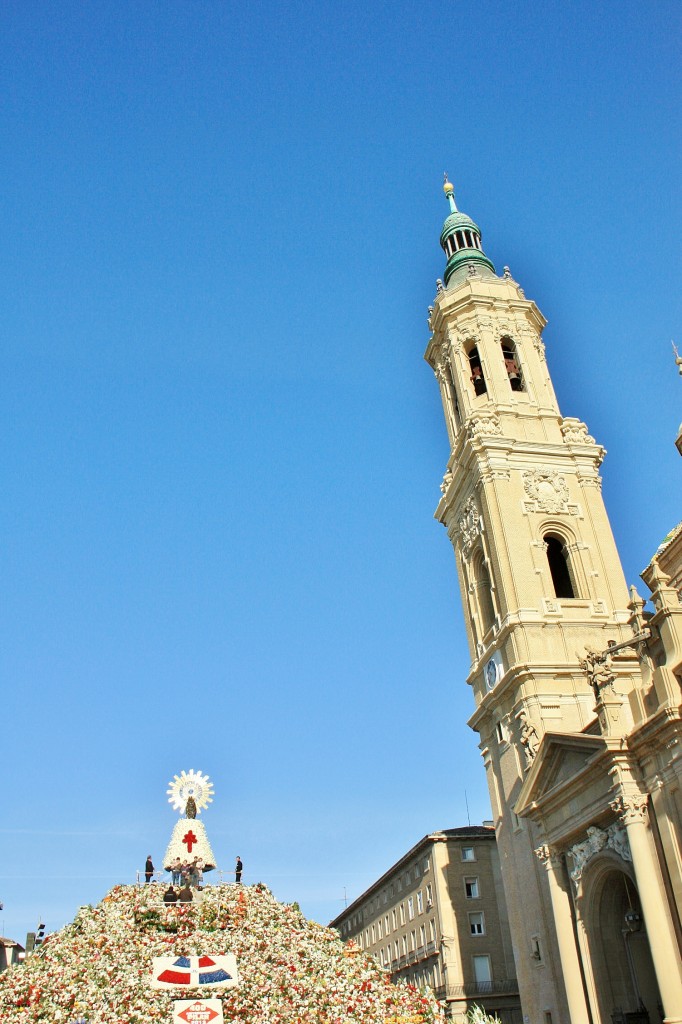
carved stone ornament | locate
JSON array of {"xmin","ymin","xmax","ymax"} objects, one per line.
[
  {"xmin": 533, "ymin": 335, "xmax": 546, "ymax": 361},
  {"xmin": 444, "ymin": 329, "xmax": 463, "ymax": 354},
  {"xmin": 467, "ymin": 413, "xmax": 502, "ymax": 439},
  {"xmin": 568, "ymin": 823, "xmax": 632, "ymax": 887},
  {"xmin": 457, "ymin": 496, "xmax": 482, "ymax": 556},
  {"xmin": 522, "ymin": 469, "xmax": 573, "ymax": 514},
  {"xmin": 534, "ymin": 843, "xmax": 560, "ymax": 868},
  {"xmin": 609, "ymin": 793, "xmax": 648, "ymax": 826},
  {"xmin": 434, "ymin": 360, "xmax": 448, "ymax": 386},
  {"xmin": 440, "ymin": 469, "xmax": 453, "ymax": 495},
  {"xmin": 560, "ymin": 418, "xmax": 596, "ymax": 446}
]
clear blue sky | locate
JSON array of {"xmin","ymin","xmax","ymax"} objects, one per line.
[{"xmin": 1, "ymin": 1, "xmax": 680, "ymax": 941}]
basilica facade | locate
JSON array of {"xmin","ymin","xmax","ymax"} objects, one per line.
[{"xmin": 425, "ymin": 179, "xmax": 682, "ymax": 1024}]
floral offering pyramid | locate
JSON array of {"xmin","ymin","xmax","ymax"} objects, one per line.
[{"xmin": 0, "ymin": 881, "xmax": 445, "ymax": 1023}]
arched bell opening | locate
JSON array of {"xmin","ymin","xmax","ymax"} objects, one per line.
[
  {"xmin": 501, "ymin": 337, "xmax": 524, "ymax": 392},
  {"xmin": 580, "ymin": 862, "xmax": 662, "ymax": 1024},
  {"xmin": 468, "ymin": 346, "xmax": 487, "ymax": 397}
]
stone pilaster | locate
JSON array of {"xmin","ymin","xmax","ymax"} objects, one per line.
[
  {"xmin": 535, "ymin": 844, "xmax": 590, "ymax": 1024},
  {"xmin": 610, "ymin": 794, "xmax": 682, "ymax": 1023}
]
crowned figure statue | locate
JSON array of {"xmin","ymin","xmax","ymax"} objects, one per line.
[{"xmin": 163, "ymin": 770, "xmax": 217, "ymax": 873}]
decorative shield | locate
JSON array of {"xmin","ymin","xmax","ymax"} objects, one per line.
[{"xmin": 151, "ymin": 954, "xmax": 239, "ymax": 990}]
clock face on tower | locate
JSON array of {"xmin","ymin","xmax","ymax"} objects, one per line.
[{"xmin": 485, "ymin": 658, "xmax": 498, "ymax": 691}]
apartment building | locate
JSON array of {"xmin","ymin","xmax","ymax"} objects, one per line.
[{"xmin": 330, "ymin": 826, "xmax": 521, "ymax": 1023}]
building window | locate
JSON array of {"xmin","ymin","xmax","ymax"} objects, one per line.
[
  {"xmin": 472, "ymin": 549, "xmax": 496, "ymax": 636},
  {"xmin": 469, "ymin": 912, "xmax": 485, "ymax": 936},
  {"xmin": 371, "ymin": 924, "xmax": 376, "ymax": 943},
  {"xmin": 426, "ymin": 883, "xmax": 433, "ymax": 906},
  {"xmin": 408, "ymin": 897, "xmax": 414, "ymax": 920},
  {"xmin": 424, "ymin": 857, "xmax": 430, "ymax": 872},
  {"xmin": 419, "ymin": 924, "xmax": 426, "ymax": 949},
  {"xmin": 401, "ymin": 935, "xmax": 407, "ymax": 956},
  {"xmin": 392, "ymin": 909, "xmax": 397, "ymax": 931},
  {"xmin": 410, "ymin": 929, "xmax": 416, "ymax": 951},
  {"xmin": 468, "ymin": 346, "xmax": 487, "ymax": 396},
  {"xmin": 394, "ymin": 940, "xmax": 399, "ymax": 962},
  {"xmin": 417, "ymin": 891, "xmax": 423, "ymax": 913},
  {"xmin": 430, "ymin": 918, "xmax": 437, "ymax": 942},
  {"xmin": 413, "ymin": 865, "xmax": 420, "ymax": 881},
  {"xmin": 400, "ymin": 903, "xmax": 405, "ymax": 926},
  {"xmin": 385, "ymin": 914, "xmax": 389, "ymax": 935},
  {"xmin": 545, "ymin": 534, "xmax": 576, "ymax": 599},
  {"xmin": 465, "ymin": 877, "xmax": 480, "ymax": 899},
  {"xmin": 501, "ymin": 337, "xmax": 524, "ymax": 391},
  {"xmin": 472, "ymin": 954, "xmax": 492, "ymax": 983},
  {"xmin": 495, "ymin": 719, "xmax": 508, "ymax": 744},
  {"xmin": 461, "ymin": 847, "xmax": 476, "ymax": 862}
]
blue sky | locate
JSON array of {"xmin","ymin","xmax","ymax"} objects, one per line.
[{"xmin": 1, "ymin": 1, "xmax": 680, "ymax": 940}]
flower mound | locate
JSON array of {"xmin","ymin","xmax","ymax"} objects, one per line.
[{"xmin": 0, "ymin": 884, "xmax": 444, "ymax": 1023}]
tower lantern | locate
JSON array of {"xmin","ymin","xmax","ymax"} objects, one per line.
[{"xmin": 440, "ymin": 175, "xmax": 495, "ymax": 286}]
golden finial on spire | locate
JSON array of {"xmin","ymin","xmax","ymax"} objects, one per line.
[{"xmin": 443, "ymin": 173, "xmax": 457, "ymax": 213}]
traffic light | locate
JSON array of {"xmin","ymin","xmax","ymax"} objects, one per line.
[{"xmin": 35, "ymin": 922, "xmax": 46, "ymax": 947}]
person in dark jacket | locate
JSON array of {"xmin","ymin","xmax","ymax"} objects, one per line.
[
  {"xmin": 145, "ymin": 855, "xmax": 154, "ymax": 884},
  {"xmin": 163, "ymin": 886, "xmax": 177, "ymax": 904},
  {"xmin": 178, "ymin": 884, "xmax": 193, "ymax": 903},
  {"xmin": 235, "ymin": 856, "xmax": 243, "ymax": 884}
]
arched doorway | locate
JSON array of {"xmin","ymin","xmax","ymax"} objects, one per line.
[{"xmin": 582, "ymin": 862, "xmax": 662, "ymax": 1024}]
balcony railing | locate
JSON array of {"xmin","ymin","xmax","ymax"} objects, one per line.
[{"xmin": 436, "ymin": 978, "xmax": 520, "ymax": 999}]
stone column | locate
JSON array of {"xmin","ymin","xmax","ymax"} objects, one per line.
[
  {"xmin": 536, "ymin": 844, "xmax": 591, "ymax": 1024},
  {"xmin": 610, "ymin": 795, "xmax": 682, "ymax": 1024}
]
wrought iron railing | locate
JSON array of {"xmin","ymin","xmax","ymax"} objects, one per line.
[{"xmin": 435, "ymin": 978, "xmax": 519, "ymax": 999}]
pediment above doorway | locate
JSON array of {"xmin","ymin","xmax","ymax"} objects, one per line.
[{"xmin": 515, "ymin": 731, "xmax": 606, "ymax": 819}]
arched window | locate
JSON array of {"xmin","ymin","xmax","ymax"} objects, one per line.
[
  {"xmin": 468, "ymin": 346, "xmax": 487, "ymax": 396},
  {"xmin": 501, "ymin": 337, "xmax": 524, "ymax": 391},
  {"xmin": 472, "ymin": 549, "xmax": 496, "ymax": 635},
  {"xmin": 544, "ymin": 534, "xmax": 576, "ymax": 598}
]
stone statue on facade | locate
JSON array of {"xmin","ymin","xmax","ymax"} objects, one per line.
[
  {"xmin": 578, "ymin": 645, "xmax": 615, "ymax": 699},
  {"xmin": 518, "ymin": 710, "xmax": 540, "ymax": 769}
]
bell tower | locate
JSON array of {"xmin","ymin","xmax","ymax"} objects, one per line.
[{"xmin": 425, "ymin": 178, "xmax": 639, "ymax": 1022}]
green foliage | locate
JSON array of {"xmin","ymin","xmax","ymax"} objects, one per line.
[{"xmin": 467, "ymin": 1006, "xmax": 502, "ymax": 1024}]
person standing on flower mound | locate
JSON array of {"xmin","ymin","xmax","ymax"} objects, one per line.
[
  {"xmin": 235, "ymin": 856, "xmax": 243, "ymax": 884},
  {"xmin": 163, "ymin": 885, "xmax": 177, "ymax": 904},
  {"xmin": 145, "ymin": 855, "xmax": 154, "ymax": 883},
  {"xmin": 171, "ymin": 857, "xmax": 182, "ymax": 886}
]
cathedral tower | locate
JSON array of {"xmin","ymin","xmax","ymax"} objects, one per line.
[{"xmin": 424, "ymin": 179, "xmax": 659, "ymax": 1023}]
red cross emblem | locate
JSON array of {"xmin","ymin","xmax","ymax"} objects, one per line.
[{"xmin": 183, "ymin": 830, "xmax": 198, "ymax": 853}]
